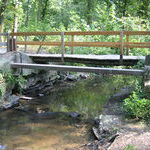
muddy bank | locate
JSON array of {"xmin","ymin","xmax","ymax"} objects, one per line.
[{"xmin": 83, "ymin": 87, "xmax": 150, "ymax": 150}]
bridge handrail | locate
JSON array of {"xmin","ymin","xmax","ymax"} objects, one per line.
[
  {"xmin": 10, "ymin": 31, "xmax": 150, "ymax": 36},
  {"xmin": 7, "ymin": 31, "xmax": 150, "ymax": 61},
  {"xmin": 16, "ymin": 41, "xmax": 150, "ymax": 48}
]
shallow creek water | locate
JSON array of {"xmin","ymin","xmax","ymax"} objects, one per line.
[{"xmin": 0, "ymin": 75, "xmax": 138, "ymax": 150}]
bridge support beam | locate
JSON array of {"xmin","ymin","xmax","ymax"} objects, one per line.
[{"xmin": 144, "ymin": 55, "xmax": 150, "ymax": 97}]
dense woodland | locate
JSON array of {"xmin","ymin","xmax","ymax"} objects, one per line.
[{"xmin": 0, "ymin": 0, "xmax": 150, "ymax": 33}]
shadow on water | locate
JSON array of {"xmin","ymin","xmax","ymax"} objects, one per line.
[{"xmin": 0, "ymin": 75, "xmax": 139, "ymax": 150}]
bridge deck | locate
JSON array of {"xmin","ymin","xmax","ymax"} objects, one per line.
[{"xmin": 27, "ymin": 54, "xmax": 145, "ymax": 66}]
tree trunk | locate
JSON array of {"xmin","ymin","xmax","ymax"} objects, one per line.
[
  {"xmin": 41, "ymin": 0, "xmax": 49, "ymax": 20},
  {"xmin": 13, "ymin": 0, "xmax": 19, "ymax": 33},
  {"xmin": 0, "ymin": 0, "xmax": 8, "ymax": 41},
  {"xmin": 86, "ymin": 0, "xmax": 93, "ymax": 26},
  {"xmin": 25, "ymin": 0, "xmax": 30, "ymax": 26}
]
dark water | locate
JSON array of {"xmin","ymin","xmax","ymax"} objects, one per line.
[{"xmin": 0, "ymin": 75, "xmax": 138, "ymax": 150}]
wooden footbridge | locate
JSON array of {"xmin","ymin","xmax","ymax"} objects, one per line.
[{"xmin": 0, "ymin": 31, "xmax": 150, "ymax": 77}]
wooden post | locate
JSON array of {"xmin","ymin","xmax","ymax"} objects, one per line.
[
  {"xmin": 120, "ymin": 31, "xmax": 124, "ymax": 63},
  {"xmin": 144, "ymin": 55, "xmax": 150, "ymax": 97},
  {"xmin": 61, "ymin": 32, "xmax": 65, "ymax": 62},
  {"xmin": 9, "ymin": 37, "xmax": 16, "ymax": 51},
  {"xmin": 14, "ymin": 37, "xmax": 16, "ymax": 51},
  {"xmin": 6, "ymin": 33, "xmax": 10, "ymax": 52},
  {"xmin": 145, "ymin": 55, "xmax": 150, "ymax": 66},
  {"xmin": 126, "ymin": 35, "xmax": 129, "ymax": 55},
  {"xmin": 71, "ymin": 35, "xmax": 74, "ymax": 54},
  {"xmin": 24, "ymin": 36, "xmax": 27, "ymax": 52}
]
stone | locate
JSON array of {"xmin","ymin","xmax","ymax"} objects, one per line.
[
  {"xmin": 98, "ymin": 114, "xmax": 122, "ymax": 131},
  {"xmin": 2, "ymin": 95, "xmax": 20, "ymax": 110},
  {"xmin": 38, "ymin": 93, "xmax": 44, "ymax": 97},
  {"xmin": 66, "ymin": 75, "xmax": 78, "ymax": 81},
  {"xmin": 0, "ymin": 52, "xmax": 16, "ymax": 71},
  {"xmin": 79, "ymin": 73, "xmax": 88, "ymax": 79},
  {"xmin": 108, "ymin": 132, "xmax": 150, "ymax": 150},
  {"xmin": 69, "ymin": 112, "xmax": 81, "ymax": 118}
]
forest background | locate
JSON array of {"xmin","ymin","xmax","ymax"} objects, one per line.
[
  {"xmin": 0, "ymin": 0, "xmax": 149, "ymax": 55},
  {"xmin": 0, "ymin": 0, "xmax": 149, "ymax": 33}
]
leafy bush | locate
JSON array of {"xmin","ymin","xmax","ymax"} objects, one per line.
[
  {"xmin": 0, "ymin": 71, "xmax": 27, "ymax": 94},
  {"xmin": 0, "ymin": 73, "xmax": 5, "ymax": 98},
  {"xmin": 123, "ymin": 91, "xmax": 150, "ymax": 119}
]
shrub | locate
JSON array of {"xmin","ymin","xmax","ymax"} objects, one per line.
[
  {"xmin": 0, "ymin": 71, "xmax": 27, "ymax": 94},
  {"xmin": 123, "ymin": 91, "xmax": 150, "ymax": 119}
]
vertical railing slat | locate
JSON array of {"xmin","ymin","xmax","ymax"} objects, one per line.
[
  {"xmin": 120, "ymin": 31, "xmax": 124, "ymax": 62},
  {"xmin": 61, "ymin": 32, "xmax": 65, "ymax": 62},
  {"xmin": 71, "ymin": 35, "xmax": 74, "ymax": 54},
  {"xmin": 126, "ymin": 35, "xmax": 129, "ymax": 55},
  {"xmin": 24, "ymin": 36, "xmax": 27, "ymax": 52},
  {"xmin": 7, "ymin": 33, "xmax": 10, "ymax": 52}
]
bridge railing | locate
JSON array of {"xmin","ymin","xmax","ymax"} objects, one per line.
[{"xmin": 10, "ymin": 31, "xmax": 150, "ymax": 61}]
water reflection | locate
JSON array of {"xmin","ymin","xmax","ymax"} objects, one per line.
[{"xmin": 0, "ymin": 75, "xmax": 138, "ymax": 150}]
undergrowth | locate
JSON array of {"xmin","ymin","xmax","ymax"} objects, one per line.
[
  {"xmin": 0, "ymin": 71, "xmax": 26, "ymax": 97},
  {"xmin": 123, "ymin": 81, "xmax": 150, "ymax": 120}
]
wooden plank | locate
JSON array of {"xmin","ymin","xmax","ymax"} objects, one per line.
[
  {"xmin": 16, "ymin": 41, "xmax": 120, "ymax": 47},
  {"xmin": 27, "ymin": 54, "xmax": 145, "ymax": 60},
  {"xmin": 10, "ymin": 32, "xmax": 61, "ymax": 36},
  {"xmin": 145, "ymin": 55, "xmax": 150, "ymax": 65},
  {"xmin": 126, "ymin": 35, "xmax": 129, "ymax": 55},
  {"xmin": 7, "ymin": 34, "xmax": 10, "ymax": 52},
  {"xmin": 11, "ymin": 31, "xmax": 120, "ymax": 36},
  {"xmin": 125, "ymin": 31, "xmax": 150, "ymax": 35},
  {"xmin": 10, "ymin": 31, "xmax": 150, "ymax": 36},
  {"xmin": 11, "ymin": 63, "xmax": 144, "ymax": 76},
  {"xmin": 65, "ymin": 31, "xmax": 121, "ymax": 35},
  {"xmin": 24, "ymin": 36, "xmax": 28, "ymax": 52},
  {"xmin": 16, "ymin": 41, "xmax": 121, "ymax": 47},
  {"xmin": 61, "ymin": 32, "xmax": 65, "ymax": 62},
  {"xmin": 16, "ymin": 41, "xmax": 150, "ymax": 48},
  {"xmin": 27, "ymin": 54, "xmax": 145, "ymax": 66},
  {"xmin": 120, "ymin": 31, "xmax": 124, "ymax": 61},
  {"xmin": 71, "ymin": 35, "xmax": 74, "ymax": 54}
]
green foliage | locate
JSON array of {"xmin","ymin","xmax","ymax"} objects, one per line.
[
  {"xmin": 123, "ymin": 90, "xmax": 150, "ymax": 119},
  {"xmin": 0, "ymin": 72, "xmax": 6, "ymax": 98},
  {"xmin": 1, "ymin": 0, "xmax": 150, "ymax": 31},
  {"xmin": 133, "ymin": 60, "xmax": 145, "ymax": 69},
  {"xmin": 15, "ymin": 75, "xmax": 27, "ymax": 93},
  {"xmin": 0, "ymin": 71, "xmax": 26, "ymax": 94},
  {"xmin": 0, "ymin": 0, "xmax": 149, "ymax": 56},
  {"xmin": 124, "ymin": 145, "xmax": 135, "ymax": 150},
  {"xmin": 2, "ymin": 71, "xmax": 16, "ymax": 87}
]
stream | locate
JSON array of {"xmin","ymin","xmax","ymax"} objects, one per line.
[{"xmin": 0, "ymin": 75, "xmax": 138, "ymax": 150}]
